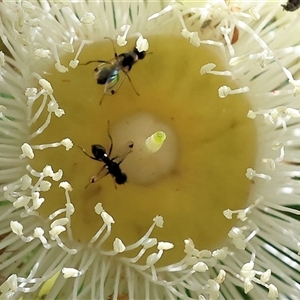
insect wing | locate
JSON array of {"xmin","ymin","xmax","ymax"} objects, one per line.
[
  {"xmin": 112, "ymin": 141, "xmax": 134, "ymax": 164},
  {"xmin": 90, "ymin": 164, "xmax": 109, "ymax": 183},
  {"xmin": 94, "ymin": 60, "xmax": 115, "ymax": 85},
  {"xmin": 104, "ymin": 66, "xmax": 126, "ymax": 96}
]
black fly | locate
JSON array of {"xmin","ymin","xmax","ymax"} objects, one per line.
[
  {"xmin": 79, "ymin": 124, "xmax": 134, "ymax": 186},
  {"xmin": 82, "ymin": 37, "xmax": 147, "ymax": 104},
  {"xmin": 282, "ymin": 0, "xmax": 300, "ymax": 11}
]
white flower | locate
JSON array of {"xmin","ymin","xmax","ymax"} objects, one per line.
[{"xmin": 0, "ymin": 1, "xmax": 299, "ymax": 299}]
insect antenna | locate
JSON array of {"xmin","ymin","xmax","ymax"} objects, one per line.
[
  {"xmin": 79, "ymin": 60, "xmax": 110, "ymax": 66},
  {"xmin": 104, "ymin": 37, "xmax": 118, "ymax": 58},
  {"xmin": 77, "ymin": 145, "xmax": 96, "ymax": 160}
]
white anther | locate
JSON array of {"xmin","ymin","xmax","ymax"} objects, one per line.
[
  {"xmin": 69, "ymin": 60, "xmax": 79, "ymax": 68},
  {"xmin": 50, "ymin": 218, "xmax": 69, "ymax": 228},
  {"xmin": 13, "ymin": 196, "xmax": 31, "ymax": 208},
  {"xmin": 66, "ymin": 203, "xmax": 75, "ymax": 215},
  {"xmin": 55, "ymin": 63, "xmax": 68, "ymax": 73},
  {"xmin": 25, "ymin": 87, "xmax": 37, "ymax": 97},
  {"xmin": 268, "ymin": 284, "xmax": 278, "ymax": 299},
  {"xmin": 49, "ymin": 225, "xmax": 66, "ymax": 237},
  {"xmin": 246, "ymin": 168, "xmax": 271, "ymax": 180},
  {"xmin": 157, "ymin": 242, "xmax": 174, "ymax": 250},
  {"xmin": 215, "ymin": 269, "xmax": 226, "ymax": 283},
  {"xmin": 21, "ymin": 174, "xmax": 32, "ymax": 190},
  {"xmin": 223, "ymin": 209, "xmax": 233, "ymax": 219},
  {"xmin": 39, "ymin": 79, "xmax": 53, "ymax": 95},
  {"xmin": 153, "ymin": 215, "xmax": 164, "ymax": 228},
  {"xmin": 200, "ymin": 63, "xmax": 216, "ymax": 75},
  {"xmin": 244, "ymin": 278, "xmax": 254, "ymax": 294},
  {"xmin": 33, "ymin": 227, "xmax": 44, "ymax": 238},
  {"xmin": 113, "ymin": 238, "xmax": 126, "ymax": 253},
  {"xmin": 264, "ymin": 158, "xmax": 276, "ymax": 171},
  {"xmin": 80, "ymin": 12, "xmax": 95, "ymax": 25},
  {"xmin": 61, "ymin": 138, "xmax": 73, "ymax": 150},
  {"xmin": 136, "ymin": 36, "xmax": 149, "ymax": 52},
  {"xmin": 43, "ymin": 165, "xmax": 54, "ymax": 177},
  {"xmin": 101, "ymin": 211, "xmax": 115, "ymax": 225},
  {"xmin": 260, "ymin": 269, "xmax": 271, "ymax": 283},
  {"xmin": 94, "ymin": 203, "xmax": 104, "ymax": 215},
  {"xmin": 247, "ymin": 110, "xmax": 256, "ymax": 119},
  {"xmin": 181, "ymin": 29, "xmax": 201, "ymax": 47},
  {"xmin": 62, "ymin": 42, "xmax": 74, "ymax": 53},
  {"xmin": 237, "ymin": 210, "xmax": 247, "ymax": 221},
  {"xmin": 62, "ymin": 267, "xmax": 82, "ymax": 278},
  {"xmin": 242, "ymin": 261, "xmax": 254, "ymax": 271},
  {"xmin": 146, "ymin": 253, "xmax": 159, "ymax": 266},
  {"xmin": 117, "ymin": 24, "xmax": 130, "ymax": 46},
  {"xmin": 20, "ymin": 143, "xmax": 34, "ymax": 159},
  {"xmin": 142, "ymin": 238, "xmax": 157, "ymax": 249},
  {"xmin": 32, "ymin": 196, "xmax": 44, "ymax": 210},
  {"xmin": 249, "ymin": 7, "xmax": 260, "ymax": 20},
  {"xmin": 212, "ymin": 247, "xmax": 228, "ymax": 260},
  {"xmin": 34, "ymin": 48, "xmax": 51, "ymax": 59},
  {"xmin": 219, "ymin": 86, "xmax": 249, "ymax": 98},
  {"xmin": 184, "ymin": 239, "xmax": 195, "ymax": 255},
  {"xmin": 10, "ymin": 221, "xmax": 23, "ymax": 235},
  {"xmin": 193, "ymin": 262, "xmax": 208, "ymax": 272},
  {"xmin": 59, "ymin": 181, "xmax": 73, "ymax": 191},
  {"xmin": 52, "ymin": 169, "xmax": 63, "ymax": 181}
]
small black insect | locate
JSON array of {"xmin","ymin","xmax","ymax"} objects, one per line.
[
  {"xmin": 282, "ymin": 0, "xmax": 300, "ymax": 11},
  {"xmin": 82, "ymin": 37, "xmax": 147, "ymax": 104},
  {"xmin": 79, "ymin": 124, "xmax": 134, "ymax": 186}
]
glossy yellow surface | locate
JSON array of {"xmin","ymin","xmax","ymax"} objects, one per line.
[{"xmin": 31, "ymin": 35, "xmax": 256, "ymax": 265}]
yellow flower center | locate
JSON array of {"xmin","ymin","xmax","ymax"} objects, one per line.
[{"xmin": 31, "ymin": 35, "xmax": 256, "ymax": 265}]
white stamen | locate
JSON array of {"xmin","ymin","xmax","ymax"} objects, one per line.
[
  {"xmin": 136, "ymin": 36, "xmax": 149, "ymax": 52},
  {"xmin": 101, "ymin": 211, "xmax": 115, "ymax": 226},
  {"xmin": 215, "ymin": 269, "xmax": 226, "ymax": 283},
  {"xmin": 117, "ymin": 25, "xmax": 130, "ymax": 46},
  {"xmin": 193, "ymin": 262, "xmax": 208, "ymax": 272},
  {"xmin": 34, "ymin": 49, "xmax": 51, "ymax": 60},
  {"xmin": 39, "ymin": 79, "xmax": 53, "ymax": 95},
  {"xmin": 181, "ymin": 29, "xmax": 201, "ymax": 47},
  {"xmin": 80, "ymin": 12, "xmax": 95, "ymax": 25},
  {"xmin": 218, "ymin": 85, "xmax": 249, "ymax": 98},
  {"xmin": 260, "ymin": 269, "xmax": 271, "ymax": 283},
  {"xmin": 244, "ymin": 278, "xmax": 254, "ymax": 294},
  {"xmin": 268, "ymin": 284, "xmax": 278, "ymax": 299},
  {"xmin": 94, "ymin": 203, "xmax": 104, "ymax": 215},
  {"xmin": 200, "ymin": 63, "xmax": 232, "ymax": 76},
  {"xmin": 113, "ymin": 238, "xmax": 126, "ymax": 253},
  {"xmin": 153, "ymin": 215, "xmax": 164, "ymax": 228},
  {"xmin": 62, "ymin": 268, "xmax": 82, "ymax": 278},
  {"xmin": 20, "ymin": 143, "xmax": 34, "ymax": 159}
]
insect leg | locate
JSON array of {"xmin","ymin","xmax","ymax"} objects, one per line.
[
  {"xmin": 85, "ymin": 165, "xmax": 109, "ymax": 188},
  {"xmin": 123, "ymin": 71, "xmax": 140, "ymax": 96},
  {"xmin": 107, "ymin": 120, "xmax": 114, "ymax": 156},
  {"xmin": 99, "ymin": 93, "xmax": 106, "ymax": 105}
]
